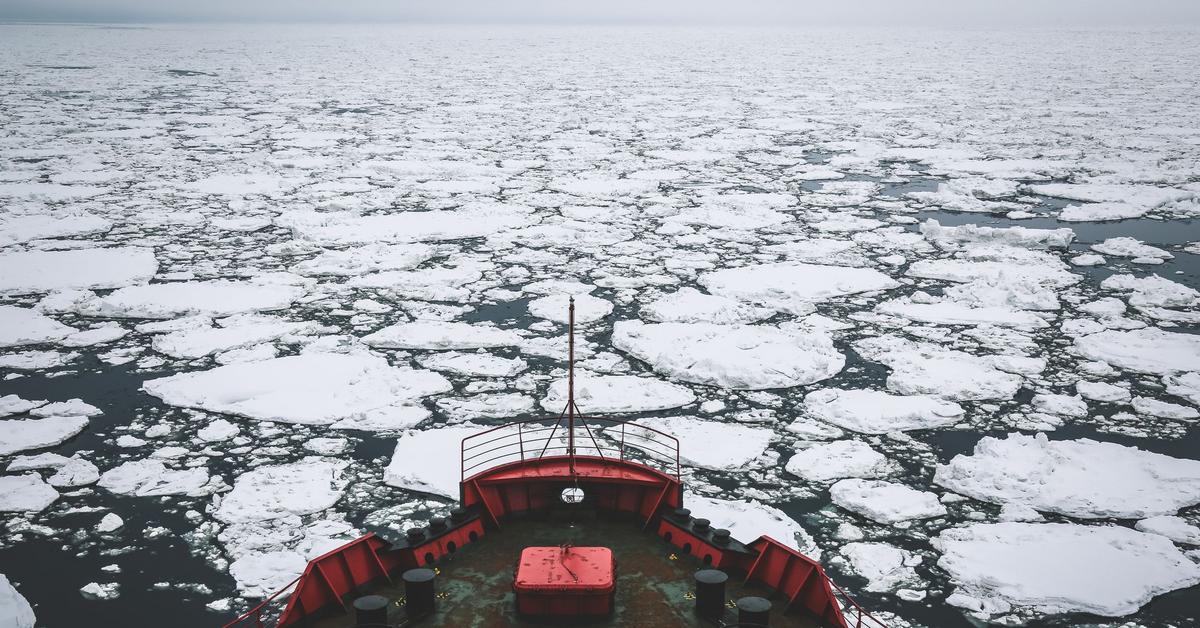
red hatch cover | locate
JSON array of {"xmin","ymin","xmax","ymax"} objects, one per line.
[{"xmin": 514, "ymin": 546, "xmax": 615, "ymax": 616}]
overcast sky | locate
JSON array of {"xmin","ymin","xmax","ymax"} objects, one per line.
[{"xmin": 2, "ymin": 0, "xmax": 1199, "ymax": 27}]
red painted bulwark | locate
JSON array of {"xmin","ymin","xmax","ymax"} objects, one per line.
[
  {"xmin": 745, "ymin": 536, "xmax": 849, "ymax": 628},
  {"xmin": 462, "ymin": 455, "xmax": 682, "ymax": 525},
  {"xmin": 276, "ymin": 534, "xmax": 400, "ymax": 627}
]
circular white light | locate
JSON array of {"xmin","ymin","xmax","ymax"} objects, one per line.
[{"xmin": 561, "ymin": 487, "xmax": 585, "ymax": 504}]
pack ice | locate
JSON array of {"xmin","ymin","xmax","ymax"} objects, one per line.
[
  {"xmin": 613, "ymin": 321, "xmax": 844, "ymax": 390},
  {"xmin": 143, "ymin": 353, "xmax": 451, "ymax": 424},
  {"xmin": 699, "ymin": 263, "xmax": 898, "ymax": 315},
  {"xmin": 934, "ymin": 522, "xmax": 1200, "ymax": 617},
  {"xmin": 934, "ymin": 433, "xmax": 1200, "ymax": 518}
]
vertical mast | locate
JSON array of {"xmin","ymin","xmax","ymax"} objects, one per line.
[{"xmin": 567, "ymin": 296, "xmax": 576, "ymax": 476}]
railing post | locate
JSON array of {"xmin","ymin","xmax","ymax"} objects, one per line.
[
  {"xmin": 518, "ymin": 422, "xmax": 525, "ymax": 461},
  {"xmin": 620, "ymin": 422, "xmax": 626, "ymax": 461}
]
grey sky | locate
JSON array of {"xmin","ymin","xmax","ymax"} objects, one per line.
[{"xmin": 2, "ymin": 0, "xmax": 1199, "ymax": 27}]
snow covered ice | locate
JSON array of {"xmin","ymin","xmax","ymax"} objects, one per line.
[
  {"xmin": 934, "ymin": 523, "xmax": 1200, "ymax": 618},
  {"xmin": 143, "ymin": 353, "xmax": 451, "ymax": 424},
  {"xmin": 934, "ymin": 433, "xmax": 1200, "ymax": 519},
  {"xmin": 2, "ymin": 20, "xmax": 1200, "ymax": 628}
]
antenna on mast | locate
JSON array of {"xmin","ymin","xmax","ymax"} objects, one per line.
[{"xmin": 567, "ymin": 296, "xmax": 576, "ymax": 477}]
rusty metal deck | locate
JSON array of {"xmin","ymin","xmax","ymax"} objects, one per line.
[{"xmin": 312, "ymin": 512, "xmax": 822, "ymax": 628}]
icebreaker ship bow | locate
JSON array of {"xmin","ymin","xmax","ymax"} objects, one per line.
[{"xmin": 225, "ymin": 298, "xmax": 885, "ymax": 628}]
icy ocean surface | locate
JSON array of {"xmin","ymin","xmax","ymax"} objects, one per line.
[{"xmin": 1, "ymin": 23, "xmax": 1199, "ymax": 628}]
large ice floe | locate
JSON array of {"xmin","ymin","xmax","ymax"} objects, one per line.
[
  {"xmin": 73, "ymin": 280, "xmax": 307, "ymax": 319},
  {"xmin": 0, "ymin": 474, "xmax": 59, "ymax": 513},
  {"xmin": 0, "ymin": 574, "xmax": 35, "ymax": 628},
  {"xmin": 0, "ymin": 306, "xmax": 76, "ymax": 348},
  {"xmin": 854, "ymin": 335, "xmax": 1024, "ymax": 401},
  {"xmin": 641, "ymin": 287, "xmax": 773, "ymax": 324},
  {"xmin": 686, "ymin": 495, "xmax": 820, "ymax": 559},
  {"xmin": 214, "ymin": 459, "xmax": 348, "ymax": 524},
  {"xmin": 384, "ymin": 426, "xmax": 482, "ymax": 498},
  {"xmin": 0, "ymin": 247, "xmax": 157, "ymax": 294},
  {"xmin": 143, "ymin": 353, "xmax": 450, "ymax": 424},
  {"xmin": 621, "ymin": 416, "xmax": 773, "ymax": 470},
  {"xmin": 97, "ymin": 460, "xmax": 220, "ymax": 497},
  {"xmin": 1074, "ymin": 328, "xmax": 1200, "ymax": 375},
  {"xmin": 785, "ymin": 440, "xmax": 891, "ymax": 483},
  {"xmin": 612, "ymin": 321, "xmax": 844, "ymax": 389},
  {"xmin": 0, "ymin": 416, "xmax": 90, "ymax": 456},
  {"xmin": 802, "ymin": 389, "xmax": 964, "ymax": 434},
  {"xmin": 698, "ymin": 263, "xmax": 899, "ymax": 315},
  {"xmin": 830, "ymin": 479, "xmax": 947, "ymax": 523},
  {"xmin": 541, "ymin": 374, "xmax": 696, "ymax": 413},
  {"xmin": 362, "ymin": 321, "xmax": 521, "ymax": 350},
  {"xmin": 527, "ymin": 293, "xmax": 612, "ymax": 324},
  {"xmin": 840, "ymin": 542, "xmax": 922, "ymax": 593},
  {"xmin": 283, "ymin": 206, "xmax": 531, "ymax": 245},
  {"xmin": 934, "ymin": 433, "xmax": 1200, "ymax": 518},
  {"xmin": 933, "ymin": 522, "xmax": 1200, "ymax": 617}
]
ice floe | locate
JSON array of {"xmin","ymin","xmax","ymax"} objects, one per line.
[
  {"xmin": 7, "ymin": 453, "xmax": 99, "ymax": 487},
  {"xmin": 831, "ymin": 477, "xmax": 945, "ymax": 525},
  {"xmin": 0, "ymin": 247, "xmax": 156, "ymax": 295},
  {"xmin": 0, "ymin": 574, "xmax": 35, "ymax": 628},
  {"xmin": 612, "ymin": 321, "xmax": 844, "ymax": 390},
  {"xmin": 362, "ymin": 321, "xmax": 521, "ymax": 350},
  {"xmin": 0, "ymin": 213, "xmax": 111, "ymax": 247},
  {"xmin": 215, "ymin": 459, "xmax": 348, "ymax": 524},
  {"xmin": 143, "ymin": 353, "xmax": 450, "ymax": 425},
  {"xmin": 0, "ymin": 474, "xmax": 58, "ymax": 513},
  {"xmin": 285, "ymin": 207, "xmax": 531, "ymax": 245},
  {"xmin": 97, "ymin": 460, "xmax": 220, "ymax": 497},
  {"xmin": 384, "ymin": 426, "xmax": 481, "ymax": 498},
  {"xmin": 641, "ymin": 287, "xmax": 773, "ymax": 324},
  {"xmin": 785, "ymin": 440, "xmax": 891, "ymax": 483},
  {"xmin": 876, "ymin": 297, "xmax": 1048, "ymax": 330},
  {"xmin": 934, "ymin": 433, "xmax": 1200, "ymax": 518},
  {"xmin": 623, "ymin": 416, "xmax": 773, "ymax": 470},
  {"xmin": 289, "ymin": 243, "xmax": 435, "ymax": 277},
  {"xmin": 686, "ymin": 495, "xmax": 820, "ymax": 559},
  {"xmin": 1074, "ymin": 328, "xmax": 1200, "ymax": 375},
  {"xmin": 76, "ymin": 280, "xmax": 306, "ymax": 319},
  {"xmin": 802, "ymin": 389, "xmax": 964, "ymax": 434},
  {"xmin": 528, "ymin": 293, "xmax": 612, "ymax": 324},
  {"xmin": 934, "ymin": 522, "xmax": 1200, "ymax": 617},
  {"xmin": 854, "ymin": 335, "xmax": 1024, "ymax": 401},
  {"xmin": 920, "ymin": 219, "xmax": 1073, "ymax": 250},
  {"xmin": 542, "ymin": 373, "xmax": 695, "ymax": 413},
  {"xmin": 840, "ymin": 542, "xmax": 922, "ymax": 592},
  {"xmin": 1091, "ymin": 237, "xmax": 1173, "ymax": 262},
  {"xmin": 0, "ymin": 415, "xmax": 89, "ymax": 456},
  {"xmin": 0, "ymin": 306, "xmax": 76, "ymax": 348},
  {"xmin": 699, "ymin": 263, "xmax": 899, "ymax": 315},
  {"xmin": 416, "ymin": 351, "xmax": 527, "ymax": 377}
]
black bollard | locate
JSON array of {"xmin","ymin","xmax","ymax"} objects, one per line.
[
  {"xmin": 405, "ymin": 527, "xmax": 425, "ymax": 546},
  {"xmin": 692, "ymin": 518, "xmax": 711, "ymax": 533},
  {"xmin": 352, "ymin": 595, "xmax": 388, "ymax": 627},
  {"xmin": 711, "ymin": 529, "xmax": 731, "ymax": 546},
  {"xmin": 693, "ymin": 569, "xmax": 728, "ymax": 620},
  {"xmin": 737, "ymin": 596, "xmax": 771, "ymax": 627},
  {"xmin": 403, "ymin": 568, "xmax": 437, "ymax": 618}
]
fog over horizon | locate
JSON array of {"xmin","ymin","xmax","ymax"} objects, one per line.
[{"xmin": 3, "ymin": 0, "xmax": 1200, "ymax": 27}]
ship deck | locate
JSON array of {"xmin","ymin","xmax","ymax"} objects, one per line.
[{"xmin": 312, "ymin": 510, "xmax": 824, "ymax": 628}]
